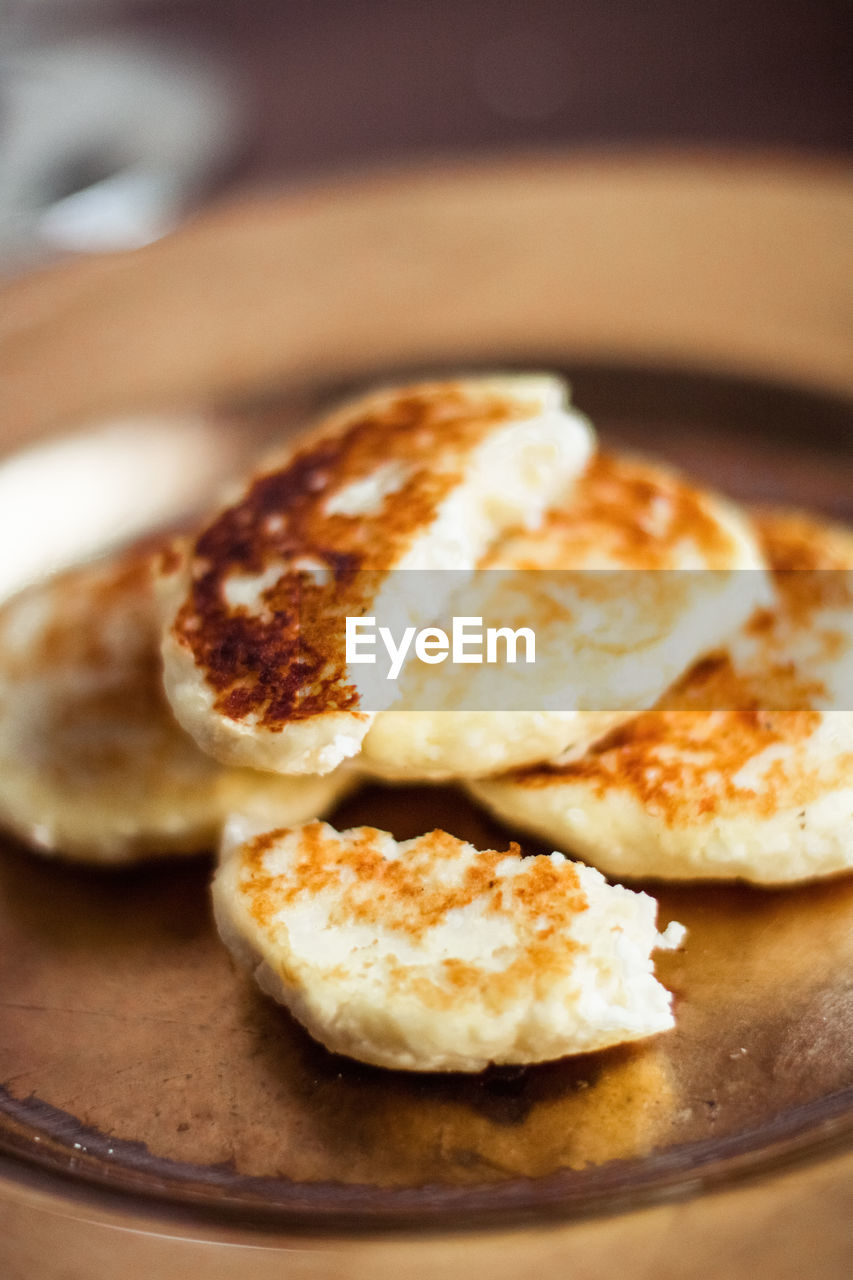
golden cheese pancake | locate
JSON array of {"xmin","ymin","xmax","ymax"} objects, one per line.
[
  {"xmin": 470, "ymin": 509, "xmax": 853, "ymax": 884},
  {"xmin": 361, "ymin": 452, "xmax": 769, "ymax": 779},
  {"xmin": 213, "ymin": 820, "xmax": 685, "ymax": 1072},
  {"xmin": 0, "ymin": 548, "xmax": 356, "ymax": 865},
  {"xmin": 160, "ymin": 377, "xmax": 594, "ymax": 776}
]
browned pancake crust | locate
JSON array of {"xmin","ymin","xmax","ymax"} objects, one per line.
[
  {"xmin": 752, "ymin": 507, "xmax": 853, "ymax": 623},
  {"xmin": 486, "ymin": 452, "xmax": 737, "ymax": 569},
  {"xmin": 171, "ymin": 383, "xmax": 533, "ymax": 729},
  {"xmin": 507, "ymin": 509, "xmax": 853, "ymax": 823},
  {"xmin": 236, "ymin": 823, "xmax": 588, "ymax": 1011},
  {"xmin": 754, "ymin": 507, "xmax": 853, "ymax": 572}
]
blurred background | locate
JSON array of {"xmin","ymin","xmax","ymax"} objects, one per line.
[{"xmin": 2, "ymin": 0, "xmax": 851, "ymax": 272}]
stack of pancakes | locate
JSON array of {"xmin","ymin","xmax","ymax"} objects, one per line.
[{"xmin": 1, "ymin": 376, "xmax": 850, "ymax": 1072}]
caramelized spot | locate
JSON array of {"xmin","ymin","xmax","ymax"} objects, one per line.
[
  {"xmin": 486, "ymin": 452, "xmax": 737, "ymax": 570},
  {"xmin": 392, "ymin": 936, "xmax": 584, "ymax": 1014},
  {"xmin": 155, "ymin": 541, "xmax": 185, "ymax": 578},
  {"xmin": 754, "ymin": 507, "xmax": 853, "ymax": 573},
  {"xmin": 753, "ymin": 507, "xmax": 853, "ymax": 622},
  {"xmin": 238, "ymin": 823, "xmax": 588, "ymax": 1004},
  {"xmin": 513, "ymin": 510, "xmax": 853, "ymax": 823},
  {"xmin": 523, "ymin": 703, "xmax": 826, "ymax": 824}
]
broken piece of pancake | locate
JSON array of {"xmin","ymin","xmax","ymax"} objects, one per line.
[
  {"xmin": 0, "ymin": 548, "xmax": 355, "ymax": 864},
  {"xmin": 470, "ymin": 509, "xmax": 853, "ymax": 884},
  {"xmin": 159, "ymin": 376, "xmax": 594, "ymax": 776},
  {"xmin": 213, "ymin": 820, "xmax": 684, "ymax": 1072},
  {"xmin": 361, "ymin": 451, "xmax": 769, "ymax": 779}
]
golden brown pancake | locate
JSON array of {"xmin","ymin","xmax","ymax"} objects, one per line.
[
  {"xmin": 469, "ymin": 509, "xmax": 853, "ymax": 884},
  {"xmin": 361, "ymin": 451, "xmax": 769, "ymax": 779},
  {"xmin": 0, "ymin": 546, "xmax": 355, "ymax": 864},
  {"xmin": 160, "ymin": 376, "xmax": 594, "ymax": 775},
  {"xmin": 214, "ymin": 820, "xmax": 684, "ymax": 1072}
]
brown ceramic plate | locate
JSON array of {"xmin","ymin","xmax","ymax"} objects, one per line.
[{"xmin": 0, "ymin": 154, "xmax": 851, "ymax": 1276}]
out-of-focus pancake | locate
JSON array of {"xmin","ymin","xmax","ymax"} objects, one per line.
[
  {"xmin": 361, "ymin": 452, "xmax": 769, "ymax": 779},
  {"xmin": 213, "ymin": 820, "xmax": 685, "ymax": 1072},
  {"xmin": 0, "ymin": 548, "xmax": 355, "ymax": 865},
  {"xmin": 160, "ymin": 377, "xmax": 594, "ymax": 776},
  {"xmin": 470, "ymin": 509, "xmax": 853, "ymax": 884}
]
